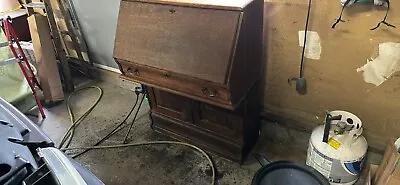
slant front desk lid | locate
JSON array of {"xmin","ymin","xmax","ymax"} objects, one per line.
[
  {"xmin": 113, "ymin": 0, "xmax": 263, "ymax": 110},
  {"xmin": 114, "ymin": 0, "xmax": 239, "ymax": 84}
]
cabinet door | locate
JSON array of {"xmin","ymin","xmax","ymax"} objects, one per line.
[
  {"xmin": 193, "ymin": 103, "xmax": 242, "ymax": 140},
  {"xmin": 148, "ymin": 88, "xmax": 193, "ymax": 122}
]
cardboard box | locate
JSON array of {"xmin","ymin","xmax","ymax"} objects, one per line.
[
  {"xmin": 0, "ymin": 0, "xmax": 20, "ymax": 13},
  {"xmin": 369, "ymin": 139, "xmax": 400, "ymax": 185},
  {"xmin": 28, "ymin": 14, "xmax": 64, "ymax": 101}
]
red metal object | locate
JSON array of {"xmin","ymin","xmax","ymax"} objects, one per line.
[{"xmin": 2, "ymin": 17, "xmax": 46, "ymax": 119}]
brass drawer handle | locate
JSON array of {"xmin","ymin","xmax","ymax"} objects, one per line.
[
  {"xmin": 202, "ymin": 88, "xmax": 216, "ymax": 97},
  {"xmin": 209, "ymin": 91, "xmax": 216, "ymax": 97},
  {"xmin": 127, "ymin": 67, "xmax": 139, "ymax": 75}
]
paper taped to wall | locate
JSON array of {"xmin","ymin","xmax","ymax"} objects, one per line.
[
  {"xmin": 298, "ymin": 31, "xmax": 321, "ymax": 60},
  {"xmin": 356, "ymin": 42, "xmax": 400, "ymax": 86}
]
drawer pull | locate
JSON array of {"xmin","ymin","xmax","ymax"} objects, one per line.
[
  {"xmin": 127, "ymin": 67, "xmax": 139, "ymax": 75},
  {"xmin": 209, "ymin": 91, "xmax": 216, "ymax": 97},
  {"xmin": 202, "ymin": 88, "xmax": 216, "ymax": 97},
  {"xmin": 169, "ymin": 9, "xmax": 176, "ymax": 14}
]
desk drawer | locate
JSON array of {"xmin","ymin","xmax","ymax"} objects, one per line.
[{"xmin": 117, "ymin": 59, "xmax": 234, "ymax": 109}]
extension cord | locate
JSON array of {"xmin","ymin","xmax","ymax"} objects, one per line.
[
  {"xmin": 61, "ymin": 141, "xmax": 215, "ymax": 185},
  {"xmin": 58, "ymin": 86, "xmax": 216, "ymax": 185}
]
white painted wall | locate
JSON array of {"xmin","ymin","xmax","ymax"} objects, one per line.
[{"xmin": 71, "ymin": 0, "xmax": 121, "ymax": 68}]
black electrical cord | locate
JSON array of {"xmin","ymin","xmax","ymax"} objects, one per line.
[
  {"xmin": 123, "ymin": 94, "xmax": 145, "ymax": 144},
  {"xmin": 332, "ymin": 0, "xmax": 358, "ymax": 29},
  {"xmin": 71, "ymin": 94, "xmax": 140, "ymax": 158},
  {"xmin": 288, "ymin": 0, "xmax": 312, "ymax": 94},
  {"xmin": 370, "ymin": 0, "xmax": 395, "ymax": 30},
  {"xmin": 59, "ymin": 87, "xmax": 217, "ymax": 185},
  {"xmin": 332, "ymin": 0, "xmax": 395, "ymax": 30},
  {"xmin": 299, "ymin": 0, "xmax": 312, "ymax": 78}
]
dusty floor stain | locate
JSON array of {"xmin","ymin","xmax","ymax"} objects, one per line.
[{"xmin": 27, "ymin": 79, "xmax": 380, "ymax": 185}]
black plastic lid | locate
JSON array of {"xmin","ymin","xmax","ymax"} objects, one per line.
[{"xmin": 252, "ymin": 161, "xmax": 330, "ymax": 185}]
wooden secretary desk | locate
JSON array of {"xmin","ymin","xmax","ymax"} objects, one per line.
[{"xmin": 113, "ymin": 0, "xmax": 263, "ymax": 162}]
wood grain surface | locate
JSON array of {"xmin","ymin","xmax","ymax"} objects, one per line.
[
  {"xmin": 148, "ymin": 84, "xmax": 260, "ymax": 162},
  {"xmin": 124, "ymin": 0, "xmax": 254, "ymax": 10},
  {"xmin": 114, "ymin": 1, "xmax": 240, "ymax": 84},
  {"xmin": 116, "ymin": 59, "xmax": 233, "ymax": 109}
]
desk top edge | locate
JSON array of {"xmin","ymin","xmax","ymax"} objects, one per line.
[{"xmin": 122, "ymin": 0, "xmax": 256, "ymax": 10}]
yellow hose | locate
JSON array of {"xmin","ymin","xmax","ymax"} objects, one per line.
[
  {"xmin": 59, "ymin": 86, "xmax": 215, "ymax": 185},
  {"xmin": 59, "ymin": 86, "xmax": 103, "ymax": 149},
  {"xmin": 62, "ymin": 141, "xmax": 215, "ymax": 185}
]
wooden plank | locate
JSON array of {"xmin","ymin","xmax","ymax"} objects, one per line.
[
  {"xmin": 43, "ymin": 0, "xmax": 74, "ymax": 91},
  {"xmin": 24, "ymin": 0, "xmax": 46, "ymax": 15},
  {"xmin": 24, "ymin": 0, "xmax": 36, "ymax": 16},
  {"xmin": 54, "ymin": 0, "xmax": 84, "ymax": 61},
  {"xmin": 51, "ymin": 0, "xmax": 90, "ymax": 76},
  {"xmin": 64, "ymin": 0, "xmax": 90, "ymax": 56},
  {"xmin": 28, "ymin": 14, "xmax": 64, "ymax": 101}
]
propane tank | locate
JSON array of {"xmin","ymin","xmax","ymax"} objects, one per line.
[{"xmin": 306, "ymin": 110, "xmax": 368, "ymax": 185}]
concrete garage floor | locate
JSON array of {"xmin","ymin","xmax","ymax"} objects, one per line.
[{"xmin": 28, "ymin": 79, "xmax": 381, "ymax": 185}]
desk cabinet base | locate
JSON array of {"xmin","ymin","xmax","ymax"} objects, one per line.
[{"xmin": 148, "ymin": 84, "xmax": 260, "ymax": 162}]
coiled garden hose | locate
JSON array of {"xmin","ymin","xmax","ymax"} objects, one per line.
[{"xmin": 58, "ymin": 86, "xmax": 216, "ymax": 185}]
